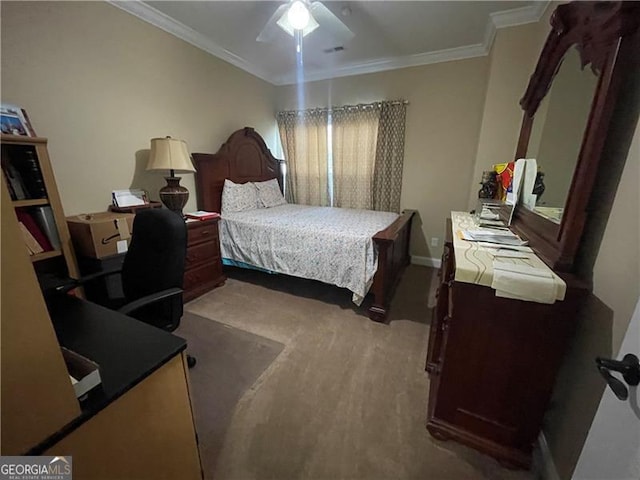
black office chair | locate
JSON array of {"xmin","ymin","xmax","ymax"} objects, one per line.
[{"xmin": 62, "ymin": 208, "xmax": 196, "ymax": 368}]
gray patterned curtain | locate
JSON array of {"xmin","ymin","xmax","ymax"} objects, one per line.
[
  {"xmin": 373, "ymin": 102, "xmax": 407, "ymax": 213},
  {"xmin": 277, "ymin": 109, "xmax": 330, "ymax": 206}
]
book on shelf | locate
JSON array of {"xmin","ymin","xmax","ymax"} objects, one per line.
[
  {"xmin": 16, "ymin": 149, "xmax": 47, "ymax": 199},
  {"xmin": 1, "ymin": 161, "xmax": 27, "ymax": 200},
  {"xmin": 0, "ymin": 104, "xmax": 36, "ymax": 137},
  {"xmin": 16, "ymin": 209, "xmax": 53, "ymax": 252},
  {"xmin": 185, "ymin": 211, "xmax": 220, "ymax": 220},
  {"xmin": 18, "ymin": 221, "xmax": 44, "ymax": 255},
  {"xmin": 1, "ymin": 146, "xmax": 46, "ymax": 199},
  {"xmin": 0, "ymin": 103, "xmax": 36, "ymax": 137},
  {"xmin": 32, "ymin": 205, "xmax": 61, "ymax": 250}
]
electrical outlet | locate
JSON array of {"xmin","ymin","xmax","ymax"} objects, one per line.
[{"xmin": 431, "ymin": 237, "xmax": 439, "ymax": 247}]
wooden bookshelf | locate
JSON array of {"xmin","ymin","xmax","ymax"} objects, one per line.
[
  {"xmin": 1, "ymin": 134, "xmax": 79, "ymax": 280},
  {"xmin": 1, "ymin": 180, "xmax": 81, "ymax": 455},
  {"xmin": 14, "ymin": 198, "xmax": 49, "ymax": 207},
  {"xmin": 30, "ymin": 250, "xmax": 63, "ymax": 263}
]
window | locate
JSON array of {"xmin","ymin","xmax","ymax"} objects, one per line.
[{"xmin": 277, "ymin": 100, "xmax": 407, "ymax": 212}]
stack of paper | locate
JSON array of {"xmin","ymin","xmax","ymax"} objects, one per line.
[
  {"xmin": 185, "ymin": 211, "xmax": 220, "ymax": 220},
  {"xmin": 486, "ymin": 249, "xmax": 531, "ymax": 259},
  {"xmin": 460, "ymin": 229, "xmax": 528, "ymax": 246},
  {"xmin": 479, "ymin": 208, "xmax": 499, "ymax": 220},
  {"xmin": 112, "ymin": 189, "xmax": 148, "ymax": 208}
]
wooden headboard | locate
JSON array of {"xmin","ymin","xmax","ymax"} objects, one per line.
[{"xmin": 192, "ymin": 127, "xmax": 283, "ymax": 213}]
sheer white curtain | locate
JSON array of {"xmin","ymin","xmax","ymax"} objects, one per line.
[
  {"xmin": 277, "ymin": 110, "xmax": 330, "ymax": 206},
  {"xmin": 331, "ymin": 107, "xmax": 379, "ymax": 210}
]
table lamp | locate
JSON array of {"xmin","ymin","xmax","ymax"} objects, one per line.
[{"xmin": 146, "ymin": 137, "xmax": 196, "ymax": 217}]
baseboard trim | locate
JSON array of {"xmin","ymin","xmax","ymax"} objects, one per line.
[
  {"xmin": 535, "ymin": 432, "xmax": 560, "ymax": 480},
  {"xmin": 411, "ymin": 256, "xmax": 441, "ymax": 269}
]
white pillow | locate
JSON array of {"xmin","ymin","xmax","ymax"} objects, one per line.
[
  {"xmin": 254, "ymin": 178, "xmax": 286, "ymax": 208},
  {"xmin": 221, "ymin": 179, "xmax": 260, "ymax": 213}
]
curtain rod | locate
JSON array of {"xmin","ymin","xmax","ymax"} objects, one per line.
[{"xmin": 277, "ymin": 100, "xmax": 408, "ymax": 116}]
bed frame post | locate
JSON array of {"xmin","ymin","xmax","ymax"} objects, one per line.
[{"xmin": 368, "ymin": 210, "xmax": 415, "ymax": 322}]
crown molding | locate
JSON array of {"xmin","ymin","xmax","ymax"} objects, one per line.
[
  {"xmin": 272, "ymin": 42, "xmax": 489, "ymax": 85},
  {"xmin": 107, "ymin": 0, "xmax": 278, "ymax": 84},
  {"xmin": 491, "ymin": 1, "xmax": 550, "ymax": 28},
  {"xmin": 110, "ymin": 0, "xmax": 551, "ymax": 87}
]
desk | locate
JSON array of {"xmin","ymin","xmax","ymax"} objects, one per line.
[
  {"xmin": 1, "ymin": 185, "xmax": 200, "ymax": 477},
  {"xmin": 34, "ymin": 295, "xmax": 202, "ymax": 479}
]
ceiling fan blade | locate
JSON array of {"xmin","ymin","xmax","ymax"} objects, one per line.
[
  {"xmin": 309, "ymin": 2, "xmax": 355, "ymax": 45},
  {"xmin": 256, "ymin": 4, "xmax": 289, "ymax": 43}
]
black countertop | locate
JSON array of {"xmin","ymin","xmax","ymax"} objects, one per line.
[{"xmin": 27, "ymin": 294, "xmax": 186, "ymax": 454}]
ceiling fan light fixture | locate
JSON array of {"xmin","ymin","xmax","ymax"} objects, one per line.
[
  {"xmin": 277, "ymin": 3, "xmax": 319, "ymax": 38},
  {"xmin": 288, "ymin": 1, "xmax": 310, "ymax": 30}
]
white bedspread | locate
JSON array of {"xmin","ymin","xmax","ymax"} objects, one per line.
[{"xmin": 219, "ymin": 204, "xmax": 399, "ymax": 304}]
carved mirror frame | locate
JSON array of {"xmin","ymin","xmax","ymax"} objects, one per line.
[{"xmin": 510, "ymin": 1, "xmax": 640, "ymax": 272}]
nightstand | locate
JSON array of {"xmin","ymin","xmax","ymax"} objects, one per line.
[{"xmin": 184, "ymin": 218, "xmax": 226, "ymax": 302}]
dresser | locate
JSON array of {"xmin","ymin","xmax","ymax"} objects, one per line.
[
  {"xmin": 426, "ymin": 214, "xmax": 588, "ymax": 468},
  {"xmin": 184, "ymin": 218, "xmax": 226, "ymax": 302}
]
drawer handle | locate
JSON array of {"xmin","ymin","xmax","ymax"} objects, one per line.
[
  {"xmin": 200, "ymin": 230, "xmax": 210, "ymax": 236},
  {"xmin": 442, "ymin": 315, "xmax": 450, "ymax": 332}
]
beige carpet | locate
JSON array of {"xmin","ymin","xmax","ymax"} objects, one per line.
[
  {"xmin": 184, "ymin": 265, "xmax": 536, "ymax": 480},
  {"xmin": 176, "ymin": 313, "xmax": 285, "ymax": 476}
]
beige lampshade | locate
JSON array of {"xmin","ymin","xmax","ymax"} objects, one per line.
[{"xmin": 146, "ymin": 137, "xmax": 195, "ymax": 173}]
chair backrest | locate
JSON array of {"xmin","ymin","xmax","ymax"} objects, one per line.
[{"xmin": 121, "ymin": 208, "xmax": 187, "ymax": 330}]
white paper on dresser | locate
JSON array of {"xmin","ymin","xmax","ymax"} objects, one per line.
[{"xmin": 491, "ymin": 261, "xmax": 558, "ymax": 304}]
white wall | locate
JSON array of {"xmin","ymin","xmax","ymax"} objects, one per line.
[
  {"xmin": 276, "ymin": 58, "xmax": 490, "ymax": 260},
  {"xmin": 1, "ymin": 1, "xmax": 277, "ymax": 215}
]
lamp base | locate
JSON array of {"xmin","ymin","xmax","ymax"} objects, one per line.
[{"xmin": 159, "ymin": 177, "xmax": 189, "ymax": 217}]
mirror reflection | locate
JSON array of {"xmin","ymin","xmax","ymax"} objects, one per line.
[{"xmin": 526, "ymin": 45, "xmax": 599, "ymax": 224}]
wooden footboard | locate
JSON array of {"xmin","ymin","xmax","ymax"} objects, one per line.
[{"xmin": 368, "ymin": 210, "xmax": 415, "ymax": 322}]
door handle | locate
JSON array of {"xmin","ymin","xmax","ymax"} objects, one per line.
[{"xmin": 595, "ymin": 354, "xmax": 640, "ymax": 401}]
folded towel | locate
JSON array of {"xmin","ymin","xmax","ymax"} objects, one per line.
[{"xmin": 491, "ymin": 261, "xmax": 557, "ymax": 304}]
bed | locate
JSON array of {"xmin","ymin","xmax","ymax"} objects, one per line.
[{"xmin": 192, "ymin": 127, "xmax": 415, "ymax": 321}]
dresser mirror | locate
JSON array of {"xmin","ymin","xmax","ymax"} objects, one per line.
[
  {"xmin": 526, "ymin": 45, "xmax": 599, "ymax": 224},
  {"xmin": 510, "ymin": 1, "xmax": 640, "ymax": 273}
]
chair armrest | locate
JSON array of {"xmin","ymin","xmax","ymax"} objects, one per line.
[
  {"xmin": 55, "ymin": 266, "xmax": 123, "ymax": 294},
  {"xmin": 117, "ymin": 288, "xmax": 183, "ymax": 316}
]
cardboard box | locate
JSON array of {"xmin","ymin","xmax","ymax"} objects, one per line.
[
  {"xmin": 67, "ymin": 212, "xmax": 134, "ymax": 259},
  {"xmin": 62, "ymin": 347, "xmax": 101, "ymax": 399}
]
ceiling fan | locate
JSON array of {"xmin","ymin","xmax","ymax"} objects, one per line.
[{"xmin": 256, "ymin": 1, "xmax": 354, "ymax": 46}]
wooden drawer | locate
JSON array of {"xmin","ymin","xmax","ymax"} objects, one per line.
[
  {"xmin": 187, "ymin": 220, "xmax": 218, "ymax": 247},
  {"xmin": 183, "ymin": 218, "xmax": 225, "ymax": 302},
  {"xmin": 186, "ymin": 240, "xmax": 218, "ymax": 269},
  {"xmin": 183, "ymin": 261, "xmax": 224, "ymax": 302}
]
